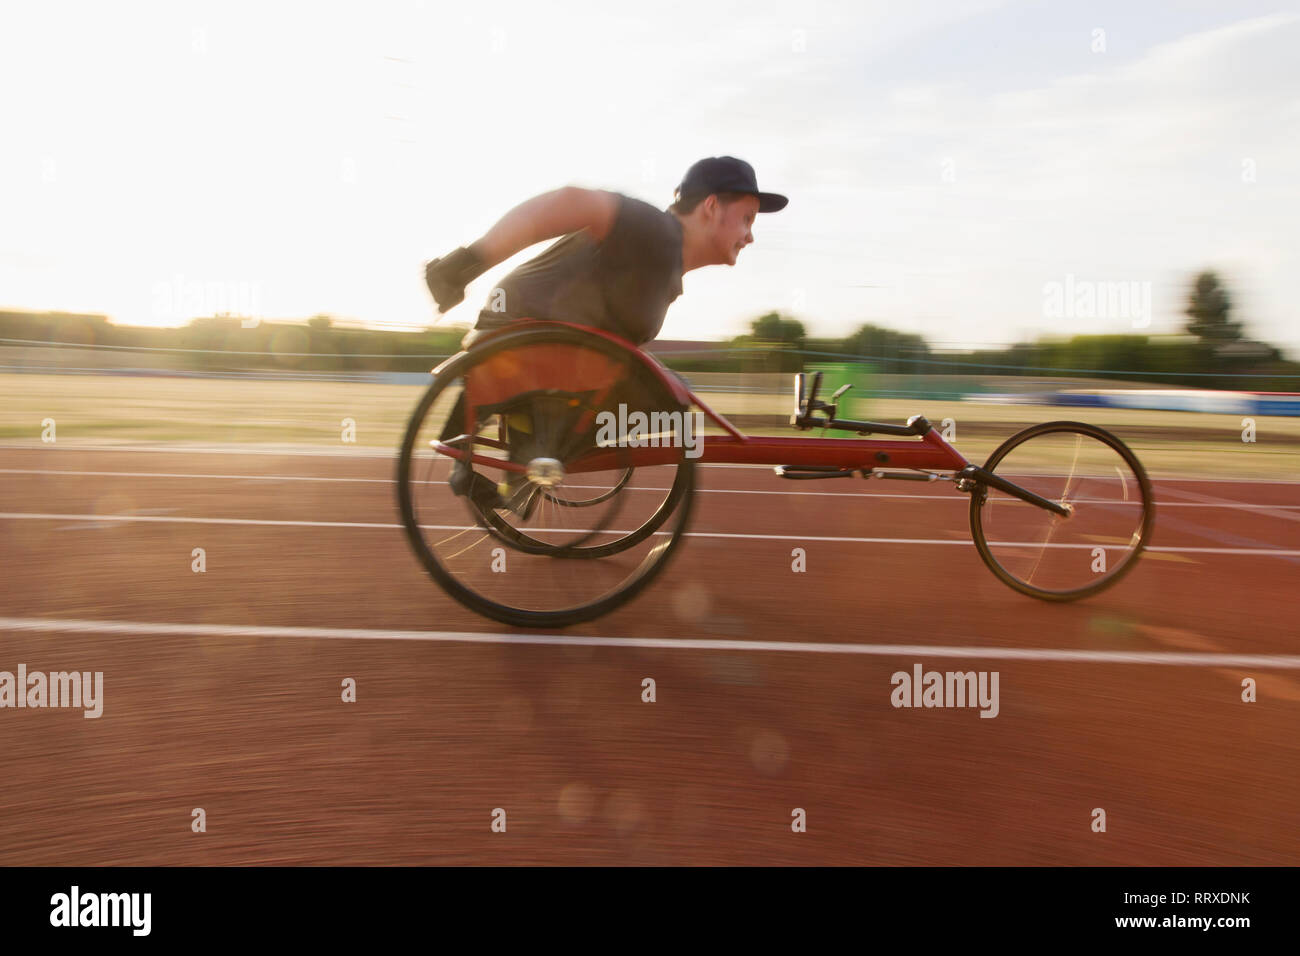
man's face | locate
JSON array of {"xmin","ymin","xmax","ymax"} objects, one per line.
[{"xmin": 708, "ymin": 194, "xmax": 760, "ymax": 266}]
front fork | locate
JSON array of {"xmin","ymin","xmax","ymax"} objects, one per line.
[{"xmin": 954, "ymin": 464, "xmax": 1071, "ymax": 518}]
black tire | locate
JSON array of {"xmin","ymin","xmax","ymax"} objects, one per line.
[
  {"xmin": 968, "ymin": 421, "xmax": 1155, "ymax": 601},
  {"xmin": 396, "ymin": 324, "xmax": 695, "ymax": 627}
]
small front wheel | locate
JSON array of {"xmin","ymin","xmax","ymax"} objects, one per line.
[{"xmin": 968, "ymin": 421, "xmax": 1155, "ymax": 601}]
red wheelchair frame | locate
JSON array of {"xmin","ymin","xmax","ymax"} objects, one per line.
[
  {"xmin": 431, "ymin": 319, "xmax": 1069, "ymax": 519},
  {"xmin": 399, "ymin": 318, "xmax": 1155, "ymax": 626}
]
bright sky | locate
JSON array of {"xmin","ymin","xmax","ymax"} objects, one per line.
[{"xmin": 2, "ymin": 0, "xmax": 1297, "ymax": 351}]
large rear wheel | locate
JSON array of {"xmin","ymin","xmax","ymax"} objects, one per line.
[{"xmin": 396, "ymin": 325, "xmax": 696, "ymax": 627}]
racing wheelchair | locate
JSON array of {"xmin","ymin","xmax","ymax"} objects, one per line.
[{"xmin": 396, "ymin": 320, "xmax": 1155, "ymax": 627}]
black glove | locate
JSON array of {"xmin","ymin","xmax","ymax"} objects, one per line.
[{"xmin": 424, "ymin": 246, "xmax": 489, "ymax": 313}]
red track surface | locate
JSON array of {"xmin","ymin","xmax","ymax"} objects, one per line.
[{"xmin": 1, "ymin": 446, "xmax": 1297, "ymax": 864}]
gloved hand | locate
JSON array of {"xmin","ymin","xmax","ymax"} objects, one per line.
[{"xmin": 424, "ymin": 246, "xmax": 489, "ymax": 313}]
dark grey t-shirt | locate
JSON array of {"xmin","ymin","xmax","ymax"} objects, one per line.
[{"xmin": 473, "ymin": 193, "xmax": 684, "ymax": 345}]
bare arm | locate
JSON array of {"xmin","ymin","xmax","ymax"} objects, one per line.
[{"xmin": 467, "ymin": 186, "xmax": 619, "ymax": 268}]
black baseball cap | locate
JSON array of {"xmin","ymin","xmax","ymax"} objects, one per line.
[{"xmin": 674, "ymin": 156, "xmax": 788, "ymax": 213}]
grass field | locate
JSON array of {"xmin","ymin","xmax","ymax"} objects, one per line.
[{"xmin": 2, "ymin": 372, "xmax": 1296, "ymax": 480}]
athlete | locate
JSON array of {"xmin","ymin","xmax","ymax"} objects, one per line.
[{"xmin": 423, "ymin": 155, "xmax": 788, "ymax": 513}]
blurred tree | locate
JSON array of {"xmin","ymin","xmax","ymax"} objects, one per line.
[
  {"xmin": 307, "ymin": 314, "xmax": 333, "ymax": 331},
  {"xmin": 723, "ymin": 312, "xmax": 808, "ymax": 372},
  {"xmin": 1183, "ymin": 271, "xmax": 1241, "ymax": 342},
  {"xmin": 842, "ymin": 323, "xmax": 931, "ymax": 372},
  {"xmin": 748, "ymin": 312, "xmax": 806, "ymax": 348}
]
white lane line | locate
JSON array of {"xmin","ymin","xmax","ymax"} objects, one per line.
[
  {"xmin": 2, "ymin": 446, "xmax": 1298, "ymax": 484},
  {"xmin": 2, "ymin": 615, "xmax": 1299, "ymax": 668},
  {"xmin": 1, "ymin": 468, "xmax": 1296, "ymax": 508},
  {"xmin": 0, "ymin": 468, "xmax": 390, "ymax": 484},
  {"xmin": 0, "ymin": 510, "xmax": 1297, "ymax": 556},
  {"xmin": 0, "ymin": 511, "xmax": 397, "ymax": 529},
  {"xmin": 0, "ymin": 442, "xmax": 400, "ymax": 458},
  {"xmin": 1159, "ymin": 483, "xmax": 1300, "ymax": 524}
]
